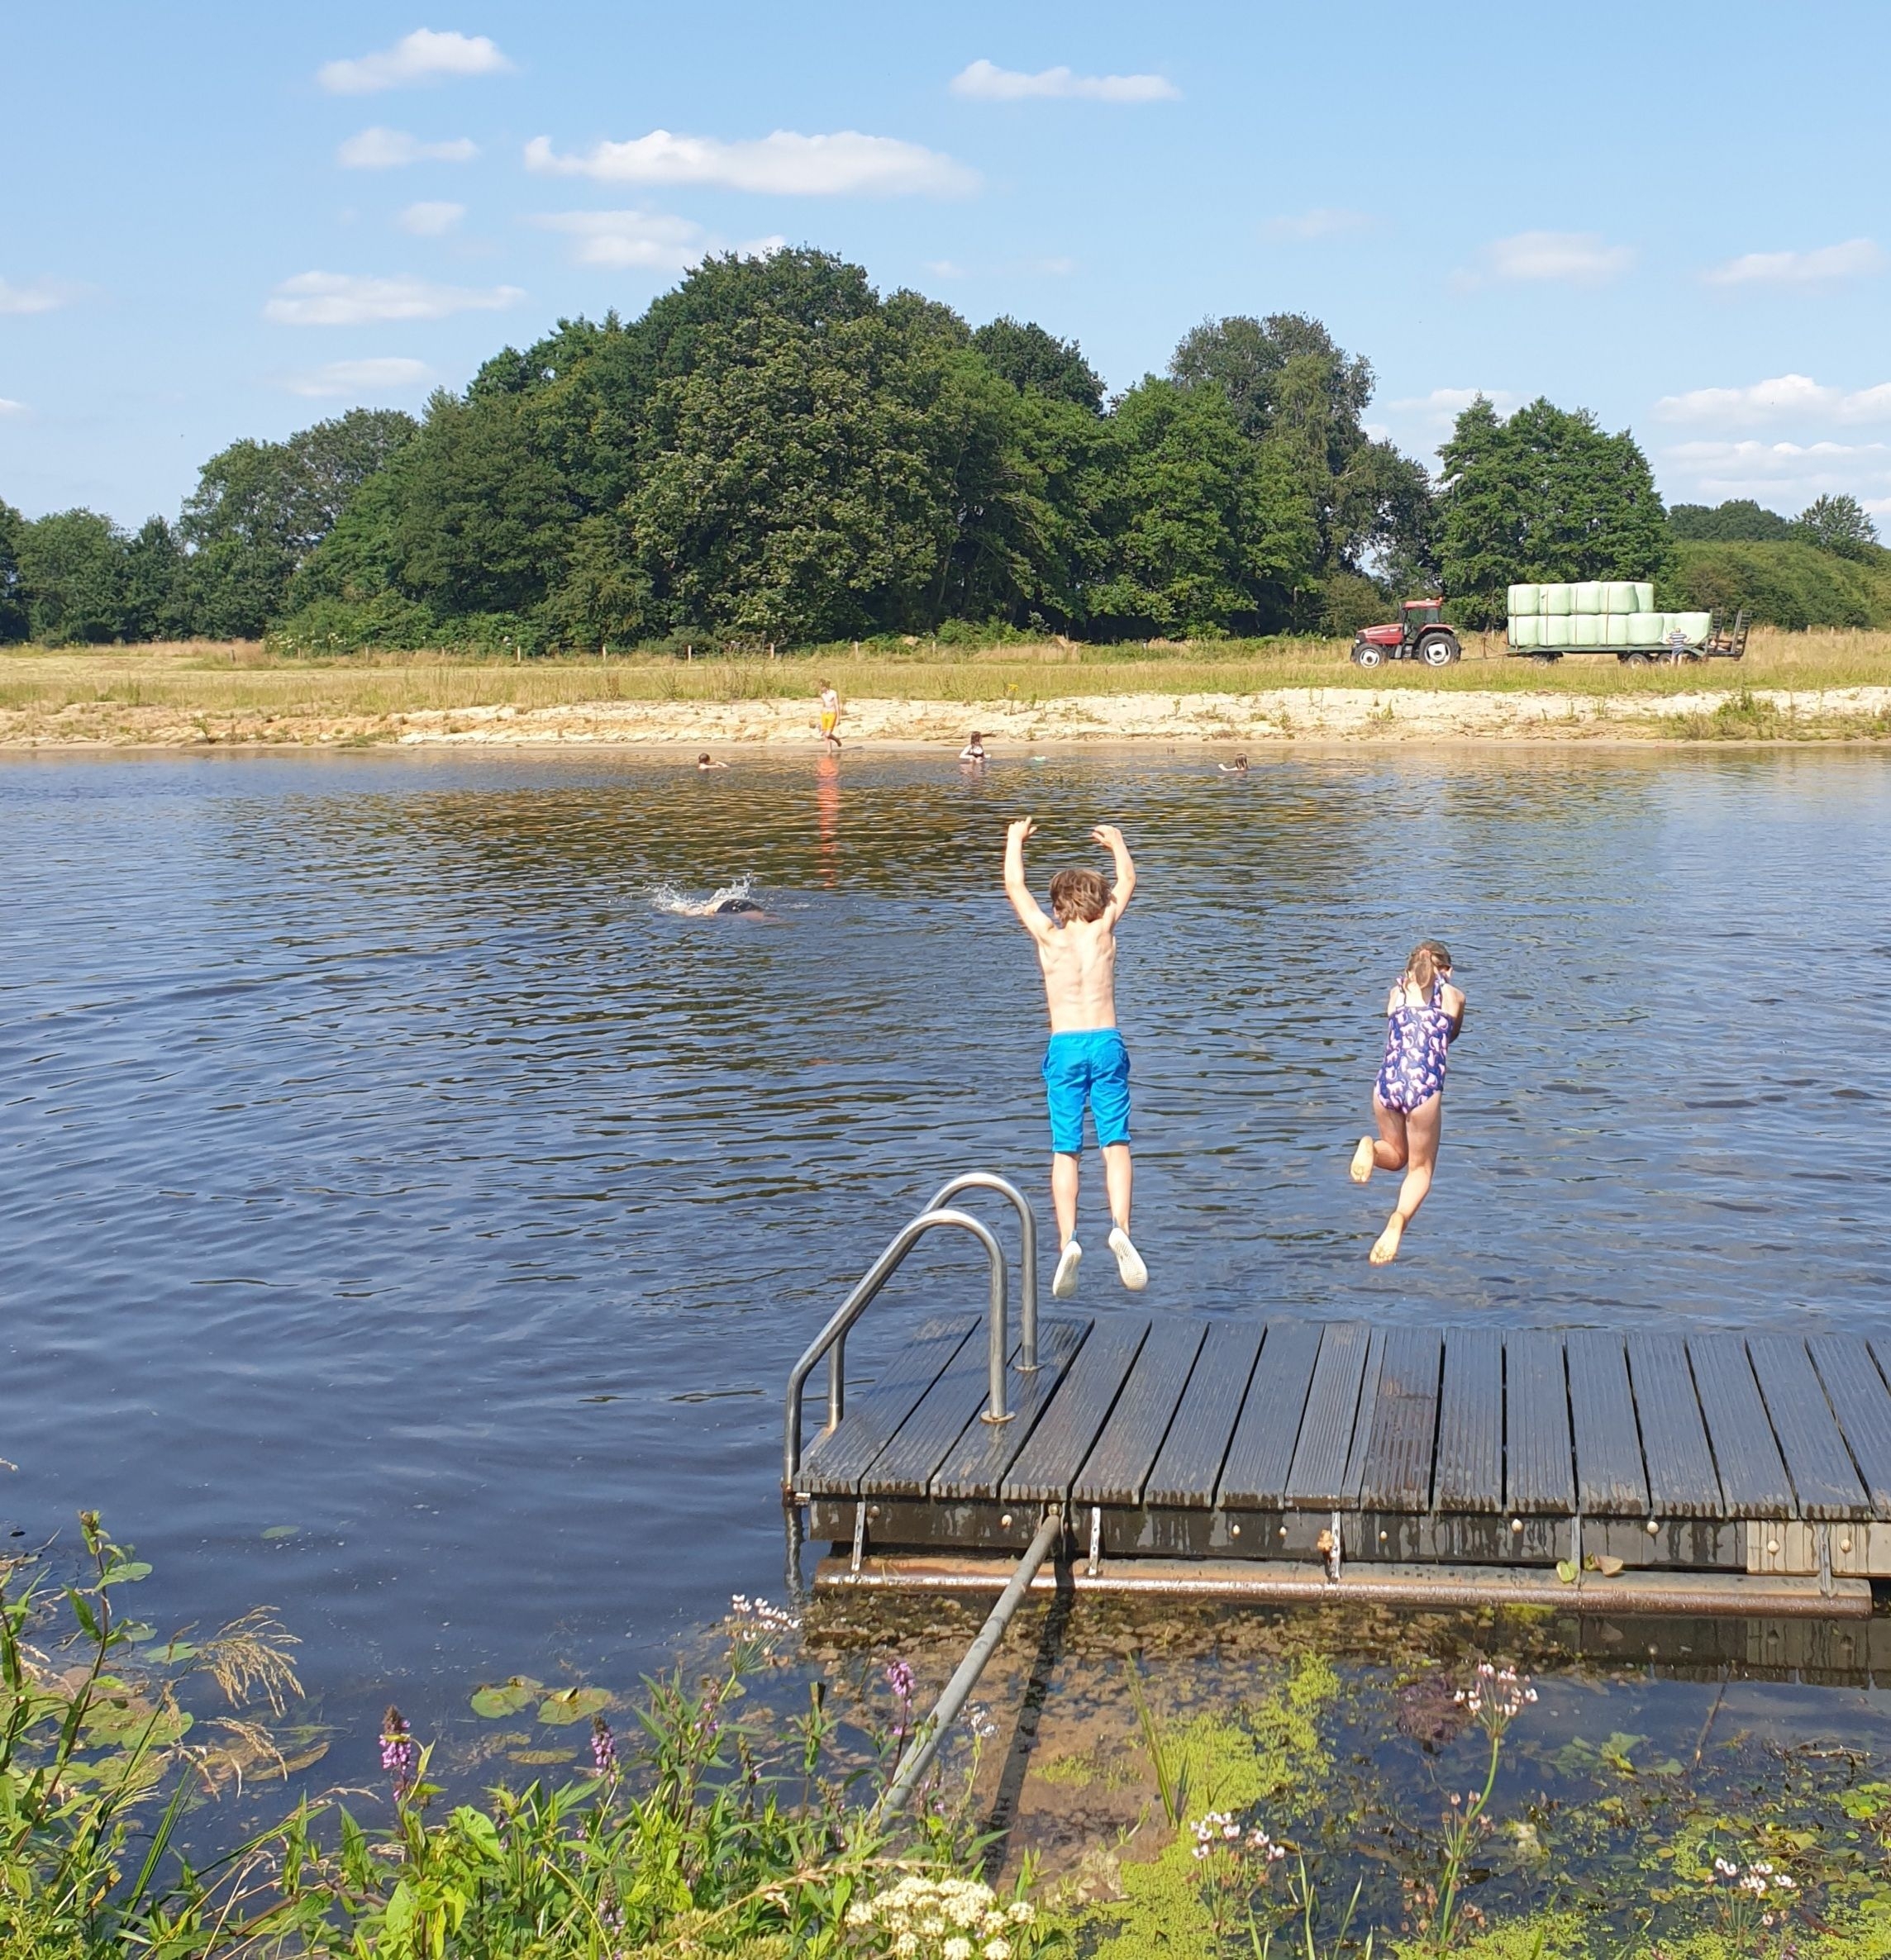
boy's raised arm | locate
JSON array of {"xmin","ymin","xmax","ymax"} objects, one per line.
[
  {"xmin": 1093, "ymin": 823, "xmax": 1136, "ymax": 917},
  {"xmin": 1003, "ymin": 817, "xmax": 1052, "ymax": 935}
]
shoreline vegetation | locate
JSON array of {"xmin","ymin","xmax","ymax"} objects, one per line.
[{"xmin": 2, "ymin": 627, "xmax": 1890, "ymax": 750}]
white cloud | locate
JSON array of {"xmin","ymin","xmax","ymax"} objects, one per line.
[
  {"xmin": 318, "ymin": 29, "xmax": 512, "ymax": 95},
  {"xmin": 0, "ymin": 276, "xmax": 76, "ymax": 315},
  {"xmin": 1031, "ymin": 255, "xmax": 1078, "ymax": 275},
  {"xmin": 949, "ymin": 58, "xmax": 1178, "ymax": 102},
  {"xmin": 523, "ymin": 129, "xmax": 978, "ymax": 197},
  {"xmin": 398, "ymin": 200, "xmax": 466, "ymax": 235},
  {"xmin": 0, "ymin": 397, "xmax": 24, "ymax": 415},
  {"xmin": 925, "ymin": 259, "xmax": 967, "ymax": 278},
  {"xmin": 1264, "ymin": 207, "xmax": 1369, "ymax": 240},
  {"xmin": 1655, "ymin": 373, "xmax": 1891, "ymax": 426},
  {"xmin": 535, "ymin": 209, "xmax": 784, "ymax": 273},
  {"xmin": 1703, "ymin": 238, "xmax": 1886, "ymax": 286},
  {"xmin": 281, "ymin": 357, "xmax": 436, "ymax": 398},
  {"xmin": 1389, "ymin": 386, "xmax": 1521, "ymax": 426},
  {"xmin": 1663, "ymin": 437, "xmax": 1891, "ymax": 505},
  {"xmin": 1476, "ymin": 230, "xmax": 1634, "ymax": 284},
  {"xmin": 264, "ymin": 271, "xmax": 523, "ymax": 326},
  {"xmin": 338, "ymin": 126, "xmax": 479, "ymax": 169}
]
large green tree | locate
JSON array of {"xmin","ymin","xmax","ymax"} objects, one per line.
[
  {"xmin": 0, "ymin": 498, "xmax": 26, "ymax": 641},
  {"xmin": 1169, "ymin": 312, "xmax": 1435, "ymax": 610},
  {"xmin": 182, "ymin": 408, "xmax": 417, "ymax": 636},
  {"xmin": 14, "ymin": 510, "xmax": 134, "ymax": 644},
  {"xmin": 1793, "ymin": 492, "xmax": 1879, "ymax": 561},
  {"xmin": 969, "ymin": 316, "xmax": 1104, "ymax": 412},
  {"xmin": 1437, "ymin": 397, "xmax": 1669, "ymax": 624},
  {"xmin": 1668, "ymin": 498, "xmax": 1793, "ymax": 543}
]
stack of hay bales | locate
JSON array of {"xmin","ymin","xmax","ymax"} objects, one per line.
[{"xmin": 1507, "ymin": 582, "xmax": 1710, "ymax": 653}]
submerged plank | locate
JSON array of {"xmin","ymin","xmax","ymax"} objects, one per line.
[
  {"xmin": 1565, "ymin": 1330, "xmax": 1649, "ymax": 1517},
  {"xmin": 1145, "ymin": 1321, "xmax": 1264, "ymax": 1508},
  {"xmin": 1073, "ymin": 1320, "xmax": 1207, "ymax": 1507},
  {"xmin": 1432, "ymin": 1326, "xmax": 1503, "ymax": 1513}
]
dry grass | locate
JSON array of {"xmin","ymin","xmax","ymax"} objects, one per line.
[{"xmin": 2, "ymin": 626, "xmax": 1889, "ymax": 725}]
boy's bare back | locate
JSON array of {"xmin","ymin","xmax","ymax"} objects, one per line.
[{"xmin": 1003, "ymin": 820, "xmax": 1136, "ymax": 1032}]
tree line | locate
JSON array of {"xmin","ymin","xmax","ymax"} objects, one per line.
[{"xmin": 1, "ymin": 247, "xmax": 1884, "ymax": 650}]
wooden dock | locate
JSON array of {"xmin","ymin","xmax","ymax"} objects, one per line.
[{"xmin": 793, "ymin": 1313, "xmax": 1891, "ymax": 1614}]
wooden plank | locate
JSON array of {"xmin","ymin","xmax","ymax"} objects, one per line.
[
  {"xmin": 1286, "ymin": 1322, "xmax": 1372, "ymax": 1508},
  {"xmin": 798, "ymin": 1315, "xmax": 979, "ymax": 1494},
  {"xmin": 861, "ymin": 1319, "xmax": 1088, "ymax": 1499},
  {"xmin": 1689, "ymin": 1334, "xmax": 1794, "ymax": 1518},
  {"xmin": 1073, "ymin": 1320, "xmax": 1208, "ymax": 1506},
  {"xmin": 1145, "ymin": 1322, "xmax": 1265, "ymax": 1508},
  {"xmin": 1565, "ymin": 1330, "xmax": 1649, "ymax": 1517},
  {"xmin": 1002, "ymin": 1318, "xmax": 1150, "ymax": 1503},
  {"xmin": 1816, "ymin": 1335, "xmax": 1891, "ymax": 1519},
  {"xmin": 1217, "ymin": 1320, "xmax": 1322, "ymax": 1509},
  {"xmin": 1351, "ymin": 1326, "xmax": 1442, "ymax": 1512},
  {"xmin": 930, "ymin": 1319, "xmax": 1088, "ymax": 1500},
  {"xmin": 1432, "ymin": 1326, "xmax": 1503, "ymax": 1513},
  {"xmin": 1504, "ymin": 1330, "xmax": 1574, "ymax": 1515},
  {"xmin": 1626, "ymin": 1333, "xmax": 1724, "ymax": 1518},
  {"xmin": 1749, "ymin": 1336, "xmax": 1867, "ymax": 1519}
]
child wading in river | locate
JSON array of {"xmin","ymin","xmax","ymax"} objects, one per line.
[
  {"xmin": 1003, "ymin": 818, "xmax": 1147, "ymax": 1297},
  {"xmin": 1350, "ymin": 940, "xmax": 1465, "ymax": 1264}
]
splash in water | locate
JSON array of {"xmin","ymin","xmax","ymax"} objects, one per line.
[{"xmin": 650, "ymin": 875, "xmax": 764, "ymax": 917}]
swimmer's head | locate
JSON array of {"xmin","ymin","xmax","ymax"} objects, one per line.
[
  {"xmin": 698, "ymin": 752, "xmax": 712, "ymax": 765},
  {"xmin": 1234, "ymin": 754, "xmax": 1247, "ymax": 767},
  {"xmin": 1050, "ymin": 867, "xmax": 1110, "ymax": 925},
  {"xmin": 969, "ymin": 731, "xmax": 982, "ymax": 743}
]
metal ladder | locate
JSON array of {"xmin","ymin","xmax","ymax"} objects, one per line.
[{"xmin": 780, "ymin": 1170, "xmax": 1069, "ymax": 1816}]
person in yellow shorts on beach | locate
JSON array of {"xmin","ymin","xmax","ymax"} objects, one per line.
[
  {"xmin": 817, "ymin": 680, "xmax": 842, "ymax": 751},
  {"xmin": 1003, "ymin": 816, "xmax": 1147, "ymax": 1298}
]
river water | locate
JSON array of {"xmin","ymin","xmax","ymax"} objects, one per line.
[{"xmin": 4, "ymin": 745, "xmax": 1891, "ymax": 1789}]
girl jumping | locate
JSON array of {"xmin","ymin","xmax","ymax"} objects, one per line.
[{"xmin": 1350, "ymin": 940, "xmax": 1465, "ymax": 1264}]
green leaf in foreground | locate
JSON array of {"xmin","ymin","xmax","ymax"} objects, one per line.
[
  {"xmin": 469, "ymin": 1676, "xmax": 543, "ymax": 1719},
  {"xmin": 536, "ymin": 1685, "xmax": 612, "ymax": 1725},
  {"xmin": 100, "ymin": 1559, "xmax": 153, "ymax": 1586}
]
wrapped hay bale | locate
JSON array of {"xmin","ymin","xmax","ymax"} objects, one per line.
[
  {"xmin": 1604, "ymin": 581, "xmax": 1638, "ymax": 611},
  {"xmin": 1508, "ymin": 583, "xmax": 1541, "ymax": 617},
  {"xmin": 1627, "ymin": 611, "xmax": 1665, "ymax": 644},
  {"xmin": 1604, "ymin": 613, "xmax": 1631, "ymax": 646},
  {"xmin": 1572, "ymin": 581, "xmax": 1604, "ymax": 614},
  {"xmin": 1634, "ymin": 581, "xmax": 1655, "ymax": 612},
  {"xmin": 1510, "ymin": 616, "xmax": 1542, "ymax": 649},
  {"xmin": 1573, "ymin": 614, "xmax": 1604, "ymax": 647}
]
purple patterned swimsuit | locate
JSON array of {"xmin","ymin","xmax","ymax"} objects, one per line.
[{"xmin": 1374, "ymin": 978, "xmax": 1455, "ymax": 1114}]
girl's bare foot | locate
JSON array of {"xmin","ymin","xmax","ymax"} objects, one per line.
[
  {"xmin": 1369, "ymin": 1215, "xmax": 1406, "ymax": 1264},
  {"xmin": 1350, "ymin": 1137, "xmax": 1376, "ymax": 1184}
]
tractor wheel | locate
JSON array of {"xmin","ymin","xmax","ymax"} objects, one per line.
[
  {"xmin": 1351, "ymin": 640, "xmax": 1384, "ymax": 668},
  {"xmin": 1417, "ymin": 631, "xmax": 1460, "ymax": 668},
  {"xmin": 1625, "ymin": 652, "xmax": 1654, "ymax": 667}
]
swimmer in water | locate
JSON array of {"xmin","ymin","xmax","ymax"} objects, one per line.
[
  {"xmin": 1218, "ymin": 754, "xmax": 1249, "ymax": 775},
  {"xmin": 817, "ymin": 680, "xmax": 842, "ymax": 751},
  {"xmin": 1003, "ymin": 817, "xmax": 1147, "ymax": 1297},
  {"xmin": 1350, "ymin": 940, "xmax": 1465, "ymax": 1264},
  {"xmin": 697, "ymin": 752, "xmax": 727, "ymax": 771},
  {"xmin": 960, "ymin": 731, "xmax": 987, "ymax": 765},
  {"xmin": 712, "ymin": 895, "xmax": 765, "ymax": 915}
]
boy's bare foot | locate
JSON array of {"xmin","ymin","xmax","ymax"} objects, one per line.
[
  {"xmin": 1369, "ymin": 1215, "xmax": 1405, "ymax": 1265},
  {"xmin": 1052, "ymin": 1239, "xmax": 1083, "ymax": 1298},
  {"xmin": 1108, "ymin": 1226, "xmax": 1148, "ymax": 1291},
  {"xmin": 1350, "ymin": 1137, "xmax": 1375, "ymax": 1184}
]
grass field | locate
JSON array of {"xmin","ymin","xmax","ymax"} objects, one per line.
[{"xmin": 2, "ymin": 626, "xmax": 1889, "ymax": 724}]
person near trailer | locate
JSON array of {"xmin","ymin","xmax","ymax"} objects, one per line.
[{"xmin": 1349, "ymin": 940, "xmax": 1465, "ymax": 1263}]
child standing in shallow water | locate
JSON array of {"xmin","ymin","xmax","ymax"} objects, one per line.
[
  {"xmin": 1350, "ymin": 940, "xmax": 1465, "ymax": 1264},
  {"xmin": 1003, "ymin": 818, "xmax": 1147, "ymax": 1297}
]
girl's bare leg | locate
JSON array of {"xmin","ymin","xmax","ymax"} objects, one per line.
[
  {"xmin": 1370, "ymin": 1093, "xmax": 1441, "ymax": 1264},
  {"xmin": 1351, "ymin": 1096, "xmax": 1408, "ymax": 1183}
]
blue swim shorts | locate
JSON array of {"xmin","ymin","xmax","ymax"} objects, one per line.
[{"xmin": 1042, "ymin": 1029, "xmax": 1131, "ymax": 1156}]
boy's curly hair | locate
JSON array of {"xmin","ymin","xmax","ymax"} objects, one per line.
[{"xmin": 1049, "ymin": 868, "xmax": 1110, "ymax": 924}]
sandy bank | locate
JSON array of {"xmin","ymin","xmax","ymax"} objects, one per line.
[{"xmin": 4, "ymin": 684, "xmax": 1891, "ymax": 750}]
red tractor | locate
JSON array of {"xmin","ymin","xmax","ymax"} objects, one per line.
[{"xmin": 1350, "ymin": 598, "xmax": 1461, "ymax": 668}]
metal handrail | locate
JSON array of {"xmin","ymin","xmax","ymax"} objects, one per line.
[
  {"xmin": 926, "ymin": 1172, "xmax": 1038, "ymax": 1372},
  {"xmin": 784, "ymin": 1206, "xmax": 1010, "ymax": 1495}
]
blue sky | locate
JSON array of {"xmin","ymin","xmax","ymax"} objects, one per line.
[{"xmin": 6, "ymin": 0, "xmax": 1890, "ymax": 529}]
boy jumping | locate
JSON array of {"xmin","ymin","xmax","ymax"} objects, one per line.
[{"xmin": 1003, "ymin": 818, "xmax": 1147, "ymax": 1297}]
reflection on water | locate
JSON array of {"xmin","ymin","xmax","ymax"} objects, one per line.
[{"xmin": 2, "ymin": 746, "xmax": 1890, "ymax": 1782}]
